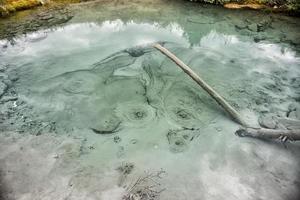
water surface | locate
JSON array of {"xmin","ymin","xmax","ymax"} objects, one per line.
[{"xmin": 0, "ymin": 1, "xmax": 300, "ymax": 200}]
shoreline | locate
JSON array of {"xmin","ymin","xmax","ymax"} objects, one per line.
[{"xmin": 0, "ymin": 0, "xmax": 300, "ymax": 18}]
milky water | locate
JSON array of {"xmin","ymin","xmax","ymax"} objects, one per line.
[{"xmin": 0, "ymin": 1, "xmax": 300, "ymax": 200}]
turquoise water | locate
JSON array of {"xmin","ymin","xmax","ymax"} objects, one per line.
[{"xmin": 0, "ymin": 1, "xmax": 300, "ymax": 200}]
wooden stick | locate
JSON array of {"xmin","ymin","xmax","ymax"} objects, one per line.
[
  {"xmin": 236, "ymin": 127, "xmax": 300, "ymax": 141},
  {"xmin": 153, "ymin": 43, "xmax": 249, "ymax": 127}
]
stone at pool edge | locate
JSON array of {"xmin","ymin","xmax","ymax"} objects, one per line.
[
  {"xmin": 0, "ymin": 6, "xmax": 73, "ymax": 40},
  {"xmin": 247, "ymin": 24, "xmax": 258, "ymax": 32}
]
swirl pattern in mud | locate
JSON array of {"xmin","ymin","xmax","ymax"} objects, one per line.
[
  {"xmin": 167, "ymin": 128, "xmax": 201, "ymax": 153},
  {"xmin": 115, "ymin": 102, "xmax": 156, "ymax": 127},
  {"xmin": 163, "ymin": 82, "xmax": 218, "ymax": 129}
]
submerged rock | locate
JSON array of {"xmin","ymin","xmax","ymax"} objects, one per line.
[
  {"xmin": 288, "ymin": 111, "xmax": 298, "ymax": 119},
  {"xmin": 290, "ymin": 109, "xmax": 300, "ymax": 120},
  {"xmin": 0, "ymin": 81, "xmax": 8, "ymax": 98},
  {"xmin": 125, "ymin": 47, "xmax": 146, "ymax": 57},
  {"xmin": 258, "ymin": 115, "xmax": 277, "ymax": 129},
  {"xmin": 287, "ymin": 102, "xmax": 300, "ymax": 120},
  {"xmin": 91, "ymin": 112, "xmax": 122, "ymax": 135},
  {"xmin": 277, "ymin": 118, "xmax": 300, "ymax": 129},
  {"xmin": 291, "ymin": 77, "xmax": 300, "ymax": 88},
  {"xmin": 0, "ymin": 96, "xmax": 18, "ymax": 103},
  {"xmin": 247, "ymin": 23, "xmax": 258, "ymax": 32},
  {"xmin": 288, "ymin": 102, "xmax": 297, "ymax": 111},
  {"xmin": 0, "ymin": 64, "xmax": 7, "ymax": 72}
]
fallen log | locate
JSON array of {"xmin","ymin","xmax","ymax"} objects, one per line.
[
  {"xmin": 153, "ymin": 43, "xmax": 249, "ymax": 127},
  {"xmin": 236, "ymin": 127, "xmax": 300, "ymax": 141},
  {"xmin": 153, "ymin": 43, "xmax": 300, "ymax": 142}
]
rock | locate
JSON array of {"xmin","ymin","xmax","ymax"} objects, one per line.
[
  {"xmin": 0, "ymin": 96, "xmax": 18, "ymax": 103},
  {"xmin": 263, "ymin": 82, "xmax": 282, "ymax": 92},
  {"xmin": 288, "ymin": 111, "xmax": 298, "ymax": 119},
  {"xmin": 0, "ymin": 65, "xmax": 7, "ymax": 72},
  {"xmin": 247, "ymin": 24, "xmax": 257, "ymax": 32},
  {"xmin": 291, "ymin": 77, "xmax": 300, "ymax": 88},
  {"xmin": 294, "ymin": 108, "xmax": 300, "ymax": 120},
  {"xmin": 0, "ymin": 6, "xmax": 10, "ymax": 17},
  {"xmin": 0, "ymin": 81, "xmax": 7, "ymax": 98},
  {"xmin": 287, "ymin": 103, "xmax": 300, "ymax": 120},
  {"xmin": 224, "ymin": 3, "xmax": 264, "ymax": 10},
  {"xmin": 8, "ymin": 73, "xmax": 19, "ymax": 82},
  {"xmin": 288, "ymin": 103, "xmax": 298, "ymax": 111},
  {"xmin": 254, "ymin": 34, "xmax": 267, "ymax": 43},
  {"xmin": 258, "ymin": 115, "xmax": 277, "ymax": 129},
  {"xmin": 277, "ymin": 118, "xmax": 300, "ymax": 130},
  {"xmin": 235, "ymin": 23, "xmax": 247, "ymax": 30},
  {"xmin": 0, "ymin": 72, "xmax": 8, "ymax": 80},
  {"xmin": 40, "ymin": 14, "xmax": 54, "ymax": 20},
  {"xmin": 258, "ymin": 18, "xmax": 272, "ymax": 32},
  {"xmin": 91, "ymin": 117, "xmax": 121, "ymax": 135},
  {"xmin": 125, "ymin": 47, "xmax": 145, "ymax": 57},
  {"xmin": 296, "ymin": 112, "xmax": 300, "ymax": 121}
]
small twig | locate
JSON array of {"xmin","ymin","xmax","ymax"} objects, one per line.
[{"xmin": 123, "ymin": 169, "xmax": 166, "ymax": 200}]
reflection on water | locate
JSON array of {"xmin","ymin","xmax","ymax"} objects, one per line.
[
  {"xmin": 0, "ymin": 7, "xmax": 300, "ymax": 200},
  {"xmin": 4, "ymin": 21, "xmax": 298, "ymax": 133}
]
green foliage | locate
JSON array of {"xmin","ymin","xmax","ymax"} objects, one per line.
[{"xmin": 0, "ymin": 0, "xmax": 43, "ymax": 17}]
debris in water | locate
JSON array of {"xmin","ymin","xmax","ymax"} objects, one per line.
[
  {"xmin": 123, "ymin": 169, "xmax": 166, "ymax": 200},
  {"xmin": 117, "ymin": 162, "xmax": 135, "ymax": 186}
]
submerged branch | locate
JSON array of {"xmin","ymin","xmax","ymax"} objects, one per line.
[
  {"xmin": 153, "ymin": 43, "xmax": 249, "ymax": 127},
  {"xmin": 153, "ymin": 43, "xmax": 300, "ymax": 142},
  {"xmin": 236, "ymin": 127, "xmax": 300, "ymax": 141}
]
